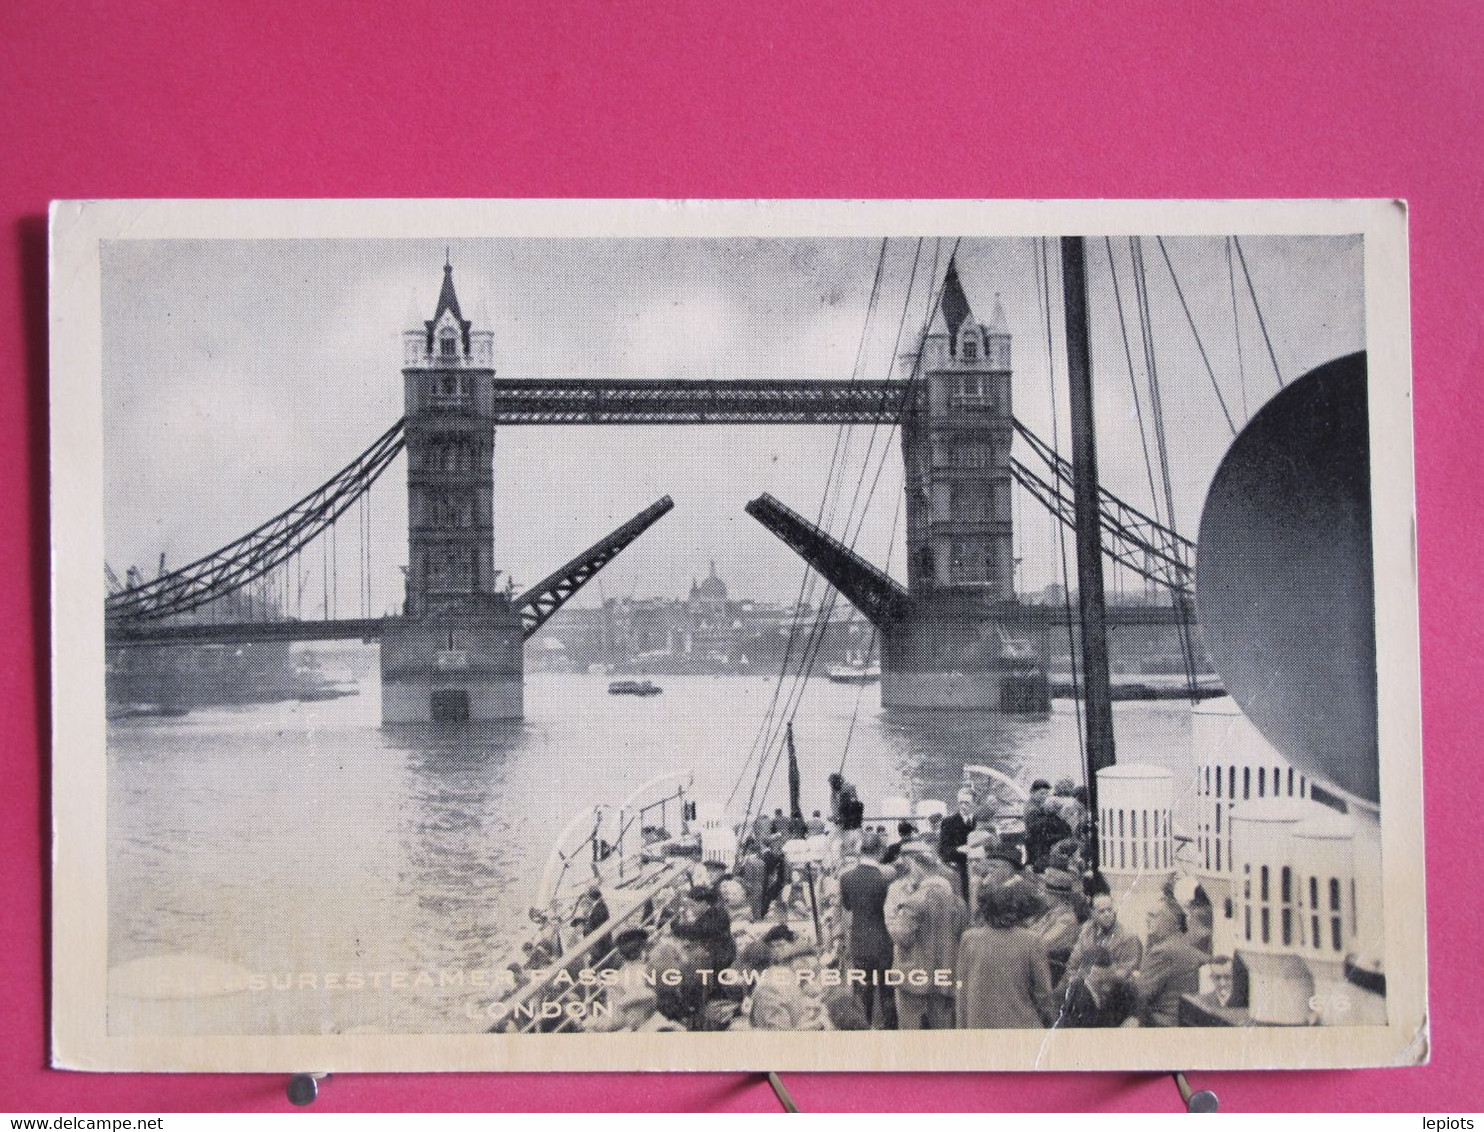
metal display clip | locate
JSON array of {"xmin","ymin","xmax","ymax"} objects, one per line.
[
  {"xmin": 1172, "ymin": 1072, "xmax": 1219, "ymax": 1113},
  {"xmin": 286, "ymin": 1072, "xmax": 330, "ymax": 1106},
  {"xmin": 766, "ymin": 1072, "xmax": 800, "ymax": 1112}
]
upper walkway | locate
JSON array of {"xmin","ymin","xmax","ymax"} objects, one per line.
[{"xmin": 479, "ymin": 377, "xmax": 911, "ymax": 424}]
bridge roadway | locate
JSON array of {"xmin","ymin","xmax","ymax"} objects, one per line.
[
  {"xmin": 108, "ymin": 617, "xmax": 389, "ymax": 646},
  {"xmin": 106, "ymin": 602, "xmax": 1193, "ymax": 647}
]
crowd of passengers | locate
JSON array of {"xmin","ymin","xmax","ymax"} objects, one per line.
[{"xmin": 508, "ymin": 776, "xmax": 1245, "ymax": 1032}]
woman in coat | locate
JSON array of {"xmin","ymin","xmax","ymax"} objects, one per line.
[{"xmin": 955, "ymin": 881, "xmax": 1056, "ymax": 1030}]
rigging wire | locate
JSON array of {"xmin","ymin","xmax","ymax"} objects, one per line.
[
  {"xmin": 730, "ymin": 368, "xmax": 877, "ymax": 814},
  {"xmin": 1225, "ymin": 237, "xmax": 1250, "ymax": 422},
  {"xmin": 1014, "ymin": 464, "xmax": 1024, "ymax": 595},
  {"xmin": 731, "ymin": 240, "xmax": 898, "ymax": 820},
  {"xmin": 837, "ymin": 237, "xmax": 938, "ymax": 551},
  {"xmin": 1035, "ymin": 237, "xmax": 1085, "ymax": 774},
  {"xmin": 820, "ymin": 237, "xmax": 950, "ymax": 730},
  {"xmin": 751, "ymin": 237, "xmax": 947, "ymax": 820},
  {"xmin": 356, "ymin": 494, "xmax": 361, "ymax": 619},
  {"xmin": 749, "ymin": 236, "xmax": 960, "ymax": 825},
  {"xmin": 1130, "ymin": 238, "xmax": 1183, "ymax": 544},
  {"xmin": 1129, "ymin": 238, "xmax": 1201, "ymax": 701},
  {"xmin": 1154, "ymin": 236, "xmax": 1237, "ymax": 436},
  {"xmin": 836, "ymin": 483, "xmax": 905, "ymax": 776},
  {"xmin": 843, "ymin": 236, "xmax": 944, "ymax": 551},
  {"xmin": 832, "ymin": 266, "xmax": 902, "ymax": 541},
  {"xmin": 1231, "ymin": 235, "xmax": 1285, "ymax": 389},
  {"xmin": 763, "ymin": 243, "xmax": 946, "ymax": 806},
  {"xmin": 756, "ymin": 588, "xmax": 842, "ymax": 808},
  {"xmin": 1103, "ymin": 237, "xmax": 1167, "ymax": 535},
  {"xmin": 369, "ymin": 480, "xmax": 375, "ymax": 615},
  {"xmin": 729, "ymin": 237, "xmax": 898, "ymax": 821},
  {"xmin": 1106, "ymin": 235, "xmax": 1197, "ymax": 681}
]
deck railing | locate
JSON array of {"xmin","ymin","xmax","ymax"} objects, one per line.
[{"xmin": 492, "ymin": 861, "xmax": 690, "ymax": 1034}]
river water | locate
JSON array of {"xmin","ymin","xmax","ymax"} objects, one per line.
[{"xmin": 106, "ymin": 651, "xmax": 1199, "ymax": 1035}]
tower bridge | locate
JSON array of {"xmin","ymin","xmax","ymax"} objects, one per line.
[{"xmin": 106, "ymin": 260, "xmax": 1195, "ymax": 723}]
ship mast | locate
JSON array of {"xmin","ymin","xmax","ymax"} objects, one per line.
[{"xmin": 1060, "ymin": 236, "xmax": 1117, "ymax": 873}]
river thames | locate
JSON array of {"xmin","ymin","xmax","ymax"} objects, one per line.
[{"xmin": 106, "ymin": 656, "xmax": 1199, "ymax": 1035}]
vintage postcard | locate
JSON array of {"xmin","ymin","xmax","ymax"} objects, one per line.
[{"xmin": 49, "ymin": 199, "xmax": 1425, "ymax": 1072}]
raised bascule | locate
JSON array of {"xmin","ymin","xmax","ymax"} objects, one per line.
[{"xmin": 105, "ymin": 259, "xmax": 1194, "ymax": 722}]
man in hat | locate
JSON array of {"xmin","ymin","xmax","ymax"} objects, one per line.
[
  {"xmin": 938, "ymin": 787, "xmax": 979, "ymax": 901},
  {"xmin": 839, "ymin": 834, "xmax": 898, "ymax": 1029},
  {"xmin": 1024, "ymin": 779, "xmax": 1053, "ymax": 820},
  {"xmin": 982, "ymin": 842, "xmax": 1027, "ymax": 884},
  {"xmin": 716, "ymin": 870, "xmax": 750, "ymax": 921},
  {"xmin": 1044, "ymin": 839, "xmax": 1090, "ymax": 918},
  {"xmin": 886, "ymin": 839, "xmax": 968, "ymax": 1030},
  {"xmin": 881, "ymin": 820, "xmax": 916, "ymax": 866},
  {"xmin": 1029, "ymin": 865, "xmax": 1082, "ymax": 984},
  {"xmin": 613, "ymin": 926, "xmax": 649, "ymax": 967},
  {"xmin": 660, "ymin": 887, "xmax": 736, "ymax": 1030}
]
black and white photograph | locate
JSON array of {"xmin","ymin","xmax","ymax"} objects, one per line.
[{"xmin": 49, "ymin": 199, "xmax": 1425, "ymax": 1073}]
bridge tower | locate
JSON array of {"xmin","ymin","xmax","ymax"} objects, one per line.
[
  {"xmin": 902, "ymin": 261, "xmax": 1015, "ymax": 598},
  {"xmin": 887, "ymin": 262, "xmax": 1040, "ymax": 709},
  {"xmin": 381, "ymin": 259, "xmax": 524, "ymax": 722}
]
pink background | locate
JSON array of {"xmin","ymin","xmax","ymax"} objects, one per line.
[{"xmin": 1, "ymin": 0, "xmax": 1478, "ymax": 1113}]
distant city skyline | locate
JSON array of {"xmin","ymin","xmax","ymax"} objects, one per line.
[{"xmin": 101, "ymin": 235, "xmax": 1363, "ymax": 617}]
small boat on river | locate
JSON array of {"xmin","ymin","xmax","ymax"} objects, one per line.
[
  {"xmin": 824, "ymin": 663, "xmax": 880, "ymax": 685},
  {"xmin": 608, "ymin": 679, "xmax": 663, "ymax": 696}
]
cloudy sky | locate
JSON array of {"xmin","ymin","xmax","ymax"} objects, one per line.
[{"xmin": 101, "ymin": 233, "xmax": 1363, "ymax": 614}]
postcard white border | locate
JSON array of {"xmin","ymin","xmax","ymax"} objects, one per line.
[{"xmin": 50, "ymin": 198, "xmax": 1425, "ymax": 1072}]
